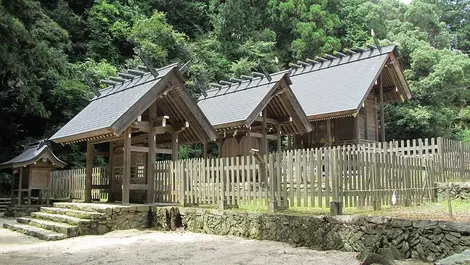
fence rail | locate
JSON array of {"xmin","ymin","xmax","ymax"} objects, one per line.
[{"xmin": 50, "ymin": 137, "xmax": 470, "ymax": 209}]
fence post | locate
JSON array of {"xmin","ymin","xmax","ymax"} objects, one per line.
[
  {"xmin": 330, "ymin": 147, "xmax": 343, "ymax": 215},
  {"xmin": 373, "ymin": 151, "xmax": 381, "ymax": 210},
  {"xmin": 219, "ymin": 158, "xmax": 227, "ymax": 209},
  {"xmin": 459, "ymin": 141, "xmax": 464, "ymax": 182},
  {"xmin": 437, "ymin": 137, "xmax": 445, "ymax": 182},
  {"xmin": 179, "ymin": 160, "xmax": 186, "ymax": 207}
]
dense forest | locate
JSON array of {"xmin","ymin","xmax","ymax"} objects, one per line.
[{"xmin": 1, "ymin": 0, "xmax": 470, "ymax": 169}]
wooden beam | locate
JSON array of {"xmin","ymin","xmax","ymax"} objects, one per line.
[
  {"xmin": 132, "ymin": 121, "xmax": 150, "ymax": 133},
  {"xmin": 122, "ymin": 128, "xmax": 131, "ymax": 205},
  {"xmin": 152, "ymin": 115, "xmax": 169, "ymax": 127},
  {"xmin": 251, "ymin": 132, "xmax": 278, "ymax": 141},
  {"xmin": 155, "ymin": 126, "xmax": 173, "ymax": 134},
  {"xmin": 85, "ymin": 141, "xmax": 93, "ymax": 203},
  {"xmin": 172, "ymin": 121, "xmax": 189, "ymax": 132},
  {"xmin": 130, "ymin": 184, "xmax": 148, "ymax": 190},
  {"xmin": 155, "ymin": 148, "xmax": 172, "ymax": 155},
  {"xmin": 130, "ymin": 146, "xmax": 149, "ymax": 153},
  {"xmin": 379, "ymin": 74, "xmax": 385, "ymax": 142}
]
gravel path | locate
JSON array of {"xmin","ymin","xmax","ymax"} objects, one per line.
[{"xmin": 0, "ymin": 215, "xmax": 429, "ymax": 265}]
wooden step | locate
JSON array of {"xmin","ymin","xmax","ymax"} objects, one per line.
[
  {"xmin": 17, "ymin": 217, "xmax": 78, "ymax": 237},
  {"xmin": 30, "ymin": 212, "xmax": 92, "ymax": 226},
  {"xmin": 3, "ymin": 223, "xmax": 67, "ymax": 241},
  {"xmin": 40, "ymin": 207, "xmax": 103, "ymax": 220}
]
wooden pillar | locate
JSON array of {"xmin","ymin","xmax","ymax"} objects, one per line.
[
  {"xmin": 85, "ymin": 141, "xmax": 93, "ymax": 203},
  {"xmin": 379, "ymin": 74, "xmax": 385, "ymax": 142},
  {"xmin": 172, "ymin": 132, "xmax": 179, "ymax": 161},
  {"xmin": 147, "ymin": 103, "xmax": 157, "ymax": 204},
  {"xmin": 375, "ymin": 97, "xmax": 379, "ymax": 141},
  {"xmin": 203, "ymin": 142, "xmax": 207, "ymax": 159},
  {"xmin": 354, "ymin": 114, "xmax": 360, "ymax": 145},
  {"xmin": 18, "ymin": 167, "xmax": 23, "ymax": 205},
  {"xmin": 10, "ymin": 169, "xmax": 15, "ymax": 203},
  {"xmin": 217, "ymin": 138, "xmax": 223, "ymax": 158},
  {"xmin": 27, "ymin": 168, "xmax": 31, "ymax": 205},
  {"xmin": 326, "ymin": 119, "xmax": 332, "ymax": 147},
  {"xmin": 107, "ymin": 142, "xmax": 115, "ymax": 202},
  {"xmin": 122, "ymin": 128, "xmax": 131, "ymax": 205},
  {"xmin": 287, "ymin": 135, "xmax": 292, "ymax": 150},
  {"xmin": 261, "ymin": 109, "xmax": 268, "ymax": 155}
]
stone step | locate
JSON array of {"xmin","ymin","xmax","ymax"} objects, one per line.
[
  {"xmin": 17, "ymin": 217, "xmax": 79, "ymax": 237},
  {"xmin": 3, "ymin": 223, "xmax": 67, "ymax": 241},
  {"xmin": 40, "ymin": 207, "xmax": 103, "ymax": 220},
  {"xmin": 31, "ymin": 212, "xmax": 92, "ymax": 226},
  {"xmin": 53, "ymin": 202, "xmax": 111, "ymax": 214}
]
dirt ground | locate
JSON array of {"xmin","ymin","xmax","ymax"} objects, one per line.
[{"xmin": 0, "ymin": 214, "xmax": 429, "ymax": 265}]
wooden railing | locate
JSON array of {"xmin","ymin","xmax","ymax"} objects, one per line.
[{"xmin": 49, "ymin": 137, "xmax": 470, "ymax": 209}]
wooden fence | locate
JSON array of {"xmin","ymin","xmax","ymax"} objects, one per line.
[
  {"xmin": 49, "ymin": 137, "xmax": 470, "ymax": 209},
  {"xmin": 50, "ymin": 167, "xmax": 108, "ymax": 201}
]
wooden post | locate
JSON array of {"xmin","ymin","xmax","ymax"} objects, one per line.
[
  {"xmin": 107, "ymin": 142, "xmax": 115, "ymax": 202},
  {"xmin": 447, "ymin": 183, "xmax": 454, "ymax": 220},
  {"xmin": 18, "ymin": 167, "xmax": 23, "ymax": 205},
  {"xmin": 172, "ymin": 132, "xmax": 179, "ymax": 161},
  {"xmin": 354, "ymin": 113, "xmax": 360, "ymax": 145},
  {"xmin": 85, "ymin": 141, "xmax": 93, "ymax": 203},
  {"xmin": 122, "ymin": 129, "xmax": 131, "ymax": 205},
  {"xmin": 379, "ymin": 74, "xmax": 385, "ymax": 142},
  {"xmin": 147, "ymin": 103, "xmax": 157, "ymax": 204},
  {"xmin": 217, "ymin": 138, "xmax": 223, "ymax": 158},
  {"xmin": 203, "ymin": 142, "xmax": 207, "ymax": 159},
  {"xmin": 10, "ymin": 169, "xmax": 15, "ymax": 203},
  {"xmin": 287, "ymin": 135, "xmax": 292, "ymax": 150},
  {"xmin": 326, "ymin": 119, "xmax": 332, "ymax": 147},
  {"xmin": 261, "ymin": 109, "xmax": 268, "ymax": 155}
]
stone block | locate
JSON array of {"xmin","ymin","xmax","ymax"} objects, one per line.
[{"xmin": 329, "ymin": 201, "xmax": 343, "ymax": 216}]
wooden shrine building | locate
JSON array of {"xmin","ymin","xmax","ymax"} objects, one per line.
[
  {"xmin": 50, "ymin": 63, "xmax": 217, "ymax": 205},
  {"xmin": 288, "ymin": 45, "xmax": 411, "ymax": 148},
  {"xmin": 0, "ymin": 140, "xmax": 66, "ymax": 205},
  {"xmin": 197, "ymin": 71, "xmax": 312, "ymax": 158}
]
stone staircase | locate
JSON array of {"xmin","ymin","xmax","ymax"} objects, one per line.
[{"xmin": 3, "ymin": 203, "xmax": 108, "ymax": 241}]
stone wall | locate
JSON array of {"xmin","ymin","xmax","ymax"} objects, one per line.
[
  {"xmin": 154, "ymin": 207, "xmax": 470, "ymax": 262},
  {"xmin": 436, "ymin": 182, "xmax": 470, "ymax": 200},
  {"xmin": 4, "ymin": 205, "xmax": 41, "ymax": 217}
]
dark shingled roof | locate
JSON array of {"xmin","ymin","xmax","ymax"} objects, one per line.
[
  {"xmin": 197, "ymin": 72, "xmax": 312, "ymax": 134},
  {"xmin": 0, "ymin": 141, "xmax": 66, "ymax": 169},
  {"xmin": 198, "ymin": 72, "xmax": 289, "ymax": 126},
  {"xmin": 287, "ymin": 45, "xmax": 411, "ymax": 119},
  {"xmin": 50, "ymin": 64, "xmax": 176, "ymax": 143},
  {"xmin": 50, "ymin": 63, "xmax": 217, "ymax": 144}
]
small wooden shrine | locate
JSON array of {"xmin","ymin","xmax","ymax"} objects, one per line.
[
  {"xmin": 0, "ymin": 140, "xmax": 66, "ymax": 205},
  {"xmin": 197, "ymin": 71, "xmax": 312, "ymax": 158},
  {"xmin": 287, "ymin": 45, "xmax": 411, "ymax": 148},
  {"xmin": 50, "ymin": 63, "xmax": 217, "ymax": 205}
]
